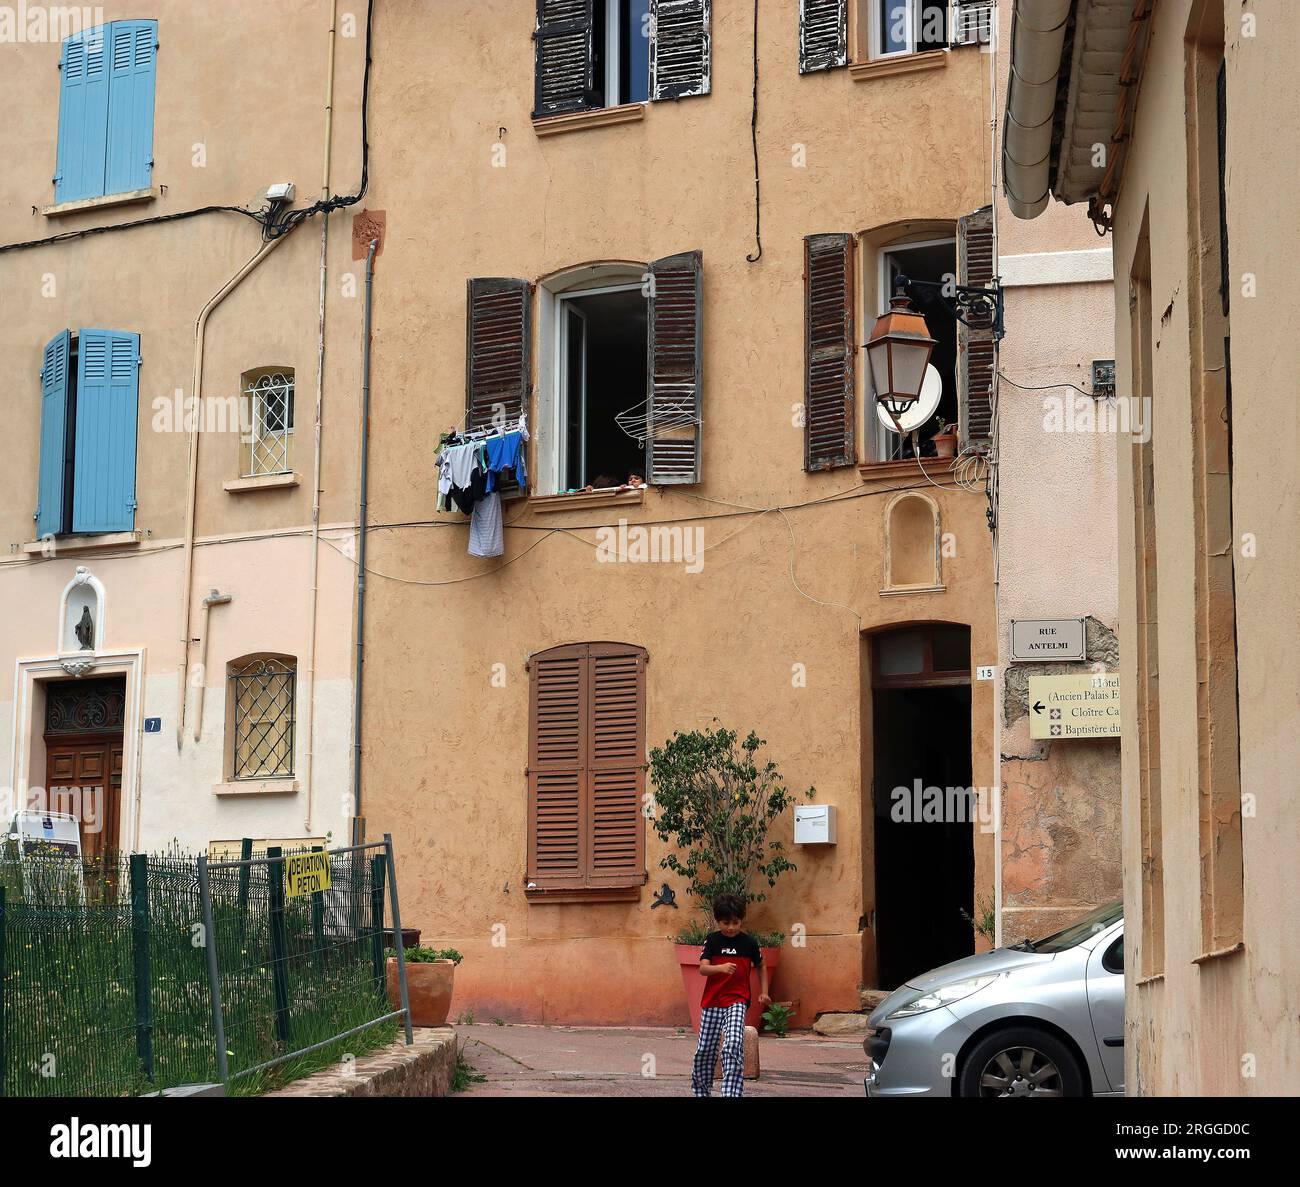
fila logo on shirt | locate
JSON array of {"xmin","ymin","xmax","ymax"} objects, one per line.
[{"xmin": 720, "ymin": 947, "xmax": 738, "ymax": 956}]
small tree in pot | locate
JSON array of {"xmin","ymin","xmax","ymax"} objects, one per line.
[{"xmin": 647, "ymin": 723, "xmax": 813, "ymax": 1030}]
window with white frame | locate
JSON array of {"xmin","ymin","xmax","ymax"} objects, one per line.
[
  {"xmin": 242, "ymin": 368, "xmax": 294, "ymax": 477},
  {"xmin": 869, "ymin": 0, "xmax": 949, "ymax": 59},
  {"xmin": 596, "ymin": 0, "xmax": 653, "ymax": 107},
  {"xmin": 228, "ymin": 655, "xmax": 296, "ymax": 780}
]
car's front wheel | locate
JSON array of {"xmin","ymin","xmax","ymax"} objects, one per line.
[{"xmin": 958, "ymin": 1026, "xmax": 1086, "ymax": 1097}]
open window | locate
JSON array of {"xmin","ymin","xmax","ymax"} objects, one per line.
[
  {"xmin": 870, "ymin": 236, "xmax": 958, "ymax": 462},
  {"xmin": 866, "ymin": 0, "xmax": 949, "ymax": 60},
  {"xmin": 533, "ymin": 0, "xmax": 710, "ymax": 119}
]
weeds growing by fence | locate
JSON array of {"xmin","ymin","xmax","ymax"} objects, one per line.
[{"xmin": 0, "ymin": 843, "xmax": 402, "ymax": 1097}]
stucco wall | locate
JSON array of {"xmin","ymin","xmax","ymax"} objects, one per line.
[
  {"xmin": 1109, "ymin": 0, "xmax": 1299, "ymax": 1095},
  {"xmin": 358, "ymin": 0, "xmax": 998, "ymax": 1025}
]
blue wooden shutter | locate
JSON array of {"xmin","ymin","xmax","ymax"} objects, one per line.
[
  {"xmin": 37, "ymin": 331, "xmax": 73, "ymax": 537},
  {"xmin": 55, "ymin": 26, "xmax": 110, "ymax": 202},
  {"xmin": 105, "ymin": 20, "xmax": 157, "ymax": 195},
  {"xmin": 73, "ymin": 330, "xmax": 140, "ymax": 534}
]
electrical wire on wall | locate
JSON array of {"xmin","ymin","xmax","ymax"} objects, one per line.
[
  {"xmin": 0, "ymin": 0, "xmax": 375, "ymax": 256},
  {"xmin": 744, "ymin": 0, "xmax": 762, "ymax": 263}
]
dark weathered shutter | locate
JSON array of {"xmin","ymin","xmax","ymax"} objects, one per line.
[
  {"xmin": 533, "ymin": 0, "xmax": 596, "ymax": 118},
  {"xmin": 527, "ymin": 643, "xmax": 646, "ymax": 893},
  {"xmin": 804, "ymin": 234, "xmax": 856, "ymax": 470},
  {"xmin": 646, "ymin": 250, "xmax": 703, "ymax": 484},
  {"xmin": 951, "ymin": 0, "xmax": 994, "ymax": 47},
  {"xmin": 650, "ymin": 0, "xmax": 711, "ymax": 100},
  {"xmin": 957, "ymin": 205, "xmax": 996, "ymax": 448},
  {"xmin": 587, "ymin": 645, "xmax": 646, "ymax": 886},
  {"xmin": 466, "ymin": 278, "xmax": 532, "ymax": 433},
  {"xmin": 799, "ymin": 0, "xmax": 848, "ymax": 74},
  {"xmin": 527, "ymin": 646, "xmax": 586, "ymax": 890}
]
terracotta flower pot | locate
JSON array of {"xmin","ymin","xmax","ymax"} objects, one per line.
[
  {"xmin": 932, "ymin": 432, "xmax": 958, "ymax": 459},
  {"xmin": 386, "ymin": 957, "xmax": 455, "ymax": 1028},
  {"xmin": 676, "ymin": 943, "xmax": 781, "ymax": 1031}
]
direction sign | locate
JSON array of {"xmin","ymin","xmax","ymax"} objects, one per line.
[
  {"xmin": 285, "ymin": 850, "xmax": 332, "ymax": 898},
  {"xmin": 1011, "ymin": 618, "xmax": 1087, "ymax": 662},
  {"xmin": 1029, "ymin": 673, "xmax": 1121, "ymax": 739}
]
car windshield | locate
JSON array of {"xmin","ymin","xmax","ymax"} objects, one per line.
[{"xmin": 1027, "ymin": 901, "xmax": 1123, "ymax": 953}]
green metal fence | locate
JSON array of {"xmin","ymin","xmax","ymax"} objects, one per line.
[{"xmin": 0, "ymin": 838, "xmax": 410, "ymax": 1097}]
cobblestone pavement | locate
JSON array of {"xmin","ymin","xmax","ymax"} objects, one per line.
[{"xmin": 452, "ymin": 1023, "xmax": 869, "ymax": 1097}]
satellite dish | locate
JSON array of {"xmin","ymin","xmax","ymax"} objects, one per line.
[{"xmin": 876, "ymin": 365, "xmax": 943, "ymax": 435}]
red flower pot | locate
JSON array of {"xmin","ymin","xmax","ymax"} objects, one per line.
[{"xmin": 676, "ymin": 944, "xmax": 781, "ymax": 1031}]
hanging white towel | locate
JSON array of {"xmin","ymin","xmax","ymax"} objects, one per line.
[{"xmin": 468, "ymin": 490, "xmax": 504, "ymax": 558}]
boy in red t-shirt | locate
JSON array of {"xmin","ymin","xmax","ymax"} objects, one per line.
[{"xmin": 691, "ymin": 893, "xmax": 770, "ymax": 1097}]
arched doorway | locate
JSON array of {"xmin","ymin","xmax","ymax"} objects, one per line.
[{"xmin": 864, "ymin": 623, "xmax": 975, "ymax": 989}]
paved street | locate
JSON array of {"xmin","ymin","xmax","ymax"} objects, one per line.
[{"xmin": 453, "ymin": 1024, "xmax": 868, "ymax": 1098}]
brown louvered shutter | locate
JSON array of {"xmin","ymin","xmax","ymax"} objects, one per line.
[
  {"xmin": 646, "ymin": 250, "xmax": 703, "ymax": 484},
  {"xmin": 957, "ymin": 205, "xmax": 996, "ymax": 449},
  {"xmin": 804, "ymin": 233, "xmax": 856, "ymax": 470},
  {"xmin": 527, "ymin": 643, "xmax": 647, "ymax": 895},
  {"xmin": 533, "ymin": 0, "xmax": 596, "ymax": 118},
  {"xmin": 799, "ymin": 0, "xmax": 848, "ymax": 74},
  {"xmin": 650, "ymin": 0, "xmax": 712, "ymax": 100},
  {"xmin": 466, "ymin": 278, "xmax": 532, "ymax": 433},
  {"xmin": 587, "ymin": 644, "xmax": 646, "ymax": 886},
  {"xmin": 527, "ymin": 646, "xmax": 586, "ymax": 890}
]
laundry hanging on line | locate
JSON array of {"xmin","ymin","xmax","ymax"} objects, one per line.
[{"xmin": 435, "ymin": 422, "xmax": 529, "ymax": 557}]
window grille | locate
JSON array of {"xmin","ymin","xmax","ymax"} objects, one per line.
[
  {"xmin": 951, "ymin": 0, "xmax": 994, "ymax": 47},
  {"xmin": 230, "ymin": 657, "xmax": 296, "ymax": 779},
  {"xmin": 244, "ymin": 372, "xmax": 294, "ymax": 477}
]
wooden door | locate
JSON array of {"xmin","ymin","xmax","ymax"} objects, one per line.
[{"xmin": 44, "ymin": 734, "xmax": 123, "ymax": 861}]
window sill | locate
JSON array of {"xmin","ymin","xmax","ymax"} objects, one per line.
[
  {"xmin": 532, "ymin": 102, "xmax": 646, "ymax": 137},
  {"xmin": 213, "ymin": 778, "xmax": 299, "ymax": 797},
  {"xmin": 1134, "ymin": 972, "xmax": 1165, "ymax": 987},
  {"xmin": 849, "ymin": 49, "xmax": 948, "ymax": 83},
  {"xmin": 1191, "ymin": 941, "xmax": 1245, "ymax": 966},
  {"xmin": 858, "ymin": 458, "xmax": 956, "ymax": 484},
  {"xmin": 528, "ymin": 487, "xmax": 646, "ymax": 513},
  {"xmin": 224, "ymin": 472, "xmax": 300, "ymax": 494},
  {"xmin": 41, "ymin": 187, "xmax": 159, "ymax": 219},
  {"xmin": 22, "ymin": 531, "xmax": 142, "ymax": 555},
  {"xmin": 880, "ymin": 583, "xmax": 947, "ymax": 597},
  {"xmin": 525, "ymin": 884, "xmax": 643, "ymax": 904}
]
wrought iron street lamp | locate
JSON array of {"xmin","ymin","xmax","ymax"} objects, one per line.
[{"xmin": 866, "ymin": 292, "xmax": 937, "ymax": 422}]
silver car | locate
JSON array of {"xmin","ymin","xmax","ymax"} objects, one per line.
[{"xmin": 864, "ymin": 902, "xmax": 1124, "ymax": 1097}]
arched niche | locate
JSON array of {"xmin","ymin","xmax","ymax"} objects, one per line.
[
  {"xmin": 883, "ymin": 492, "xmax": 944, "ymax": 593},
  {"xmin": 59, "ymin": 566, "xmax": 106, "ymax": 656}
]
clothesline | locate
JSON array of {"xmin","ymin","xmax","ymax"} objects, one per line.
[{"xmin": 436, "ymin": 419, "xmax": 530, "ymax": 558}]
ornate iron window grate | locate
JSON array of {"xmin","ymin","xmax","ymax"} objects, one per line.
[
  {"xmin": 44, "ymin": 678, "xmax": 127, "ymax": 735},
  {"xmin": 244, "ymin": 372, "xmax": 294, "ymax": 477},
  {"xmin": 230, "ymin": 657, "xmax": 296, "ymax": 779}
]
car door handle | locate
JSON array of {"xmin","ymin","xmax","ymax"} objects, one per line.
[{"xmin": 1103, "ymin": 1036, "xmax": 1124, "ymax": 1047}]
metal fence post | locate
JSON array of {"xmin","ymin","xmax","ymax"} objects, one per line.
[
  {"xmin": 236, "ymin": 837, "xmax": 253, "ymax": 949},
  {"xmin": 129, "ymin": 853, "xmax": 154, "ymax": 1081},
  {"xmin": 0, "ymin": 886, "xmax": 6, "ymax": 1098},
  {"xmin": 266, "ymin": 846, "xmax": 292, "ymax": 1046},
  {"xmin": 383, "ymin": 835, "xmax": 413, "ymax": 1044},
  {"xmin": 369, "ymin": 853, "xmax": 386, "ymax": 997},
  {"xmin": 196, "ymin": 855, "xmax": 230, "ymax": 1087}
]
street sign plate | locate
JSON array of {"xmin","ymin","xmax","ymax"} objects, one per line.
[
  {"xmin": 1029, "ymin": 673, "xmax": 1121, "ymax": 739},
  {"xmin": 1010, "ymin": 618, "xmax": 1086, "ymax": 662},
  {"xmin": 284, "ymin": 851, "xmax": 332, "ymax": 898}
]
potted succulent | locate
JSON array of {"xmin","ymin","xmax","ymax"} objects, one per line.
[
  {"xmin": 386, "ymin": 946, "xmax": 462, "ymax": 1028},
  {"xmin": 931, "ymin": 420, "xmax": 959, "ymax": 459},
  {"xmin": 648, "ymin": 724, "xmax": 813, "ymax": 1030}
]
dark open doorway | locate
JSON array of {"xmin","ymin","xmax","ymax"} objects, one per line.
[{"xmin": 869, "ymin": 625, "xmax": 975, "ymax": 989}]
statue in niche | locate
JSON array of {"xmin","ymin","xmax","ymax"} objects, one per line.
[{"xmin": 75, "ymin": 606, "xmax": 94, "ymax": 651}]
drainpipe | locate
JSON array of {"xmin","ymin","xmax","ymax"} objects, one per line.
[
  {"xmin": 301, "ymin": 0, "xmax": 341, "ymax": 833},
  {"xmin": 1002, "ymin": 0, "xmax": 1072, "ymax": 219},
  {"xmin": 176, "ymin": 235, "xmax": 291, "ymax": 752},
  {"xmin": 192, "ymin": 590, "xmax": 232, "ymax": 741},
  {"xmin": 351, "ymin": 238, "xmax": 378, "ymax": 836}
]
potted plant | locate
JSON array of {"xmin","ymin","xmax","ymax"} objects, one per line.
[
  {"xmin": 648, "ymin": 724, "xmax": 813, "ymax": 1030},
  {"xmin": 931, "ymin": 420, "xmax": 959, "ymax": 459},
  {"xmin": 386, "ymin": 946, "xmax": 462, "ymax": 1028}
]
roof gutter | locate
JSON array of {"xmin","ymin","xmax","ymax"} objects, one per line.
[{"xmin": 1002, "ymin": 0, "xmax": 1073, "ymax": 220}]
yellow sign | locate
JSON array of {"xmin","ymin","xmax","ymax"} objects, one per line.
[
  {"xmin": 284, "ymin": 850, "xmax": 332, "ymax": 898},
  {"xmin": 1029, "ymin": 673, "xmax": 1122, "ymax": 739}
]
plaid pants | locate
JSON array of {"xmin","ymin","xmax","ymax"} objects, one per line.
[{"xmin": 692, "ymin": 1002, "xmax": 748, "ymax": 1097}]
